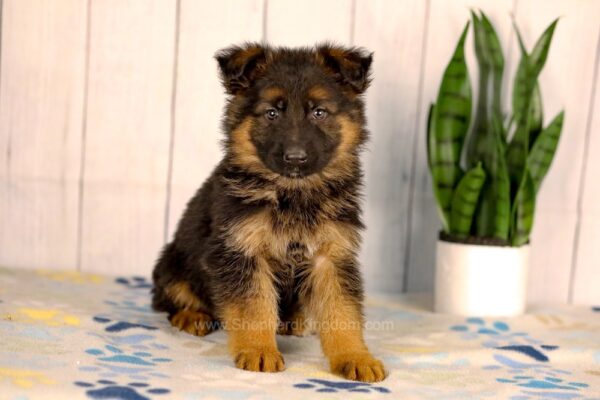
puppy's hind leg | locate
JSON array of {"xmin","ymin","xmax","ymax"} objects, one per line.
[
  {"xmin": 169, "ymin": 309, "xmax": 215, "ymax": 337},
  {"xmin": 165, "ymin": 282, "xmax": 217, "ymax": 337},
  {"xmin": 153, "ymin": 243, "xmax": 217, "ymax": 337}
]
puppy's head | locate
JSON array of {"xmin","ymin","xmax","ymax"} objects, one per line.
[{"xmin": 216, "ymin": 43, "xmax": 373, "ymax": 182}]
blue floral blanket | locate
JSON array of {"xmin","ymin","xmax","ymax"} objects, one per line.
[{"xmin": 1, "ymin": 267, "xmax": 599, "ymax": 399}]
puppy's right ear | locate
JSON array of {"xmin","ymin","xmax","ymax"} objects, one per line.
[{"xmin": 215, "ymin": 43, "xmax": 268, "ymax": 94}]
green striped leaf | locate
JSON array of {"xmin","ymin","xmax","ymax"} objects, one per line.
[
  {"xmin": 428, "ymin": 103, "xmax": 450, "ymax": 232},
  {"xmin": 512, "ymin": 19, "xmax": 557, "ymax": 123},
  {"xmin": 466, "ymin": 11, "xmax": 505, "ymax": 168},
  {"xmin": 528, "ymin": 111, "xmax": 564, "ymax": 193},
  {"xmin": 511, "ymin": 21, "xmax": 529, "ymax": 126},
  {"xmin": 450, "ymin": 164, "xmax": 486, "ymax": 238},
  {"xmin": 479, "ymin": 11, "xmax": 504, "ymax": 120},
  {"xmin": 465, "ymin": 11, "xmax": 490, "ymax": 169},
  {"xmin": 429, "ymin": 22, "xmax": 471, "ymax": 230},
  {"xmin": 508, "ymin": 19, "xmax": 558, "ymax": 188},
  {"xmin": 465, "ymin": 12, "xmax": 511, "ymax": 241},
  {"xmin": 511, "ymin": 169, "xmax": 536, "ymax": 246},
  {"xmin": 528, "ymin": 82, "xmax": 544, "ymax": 148},
  {"xmin": 474, "ymin": 124, "xmax": 511, "ymax": 240},
  {"xmin": 426, "ymin": 103, "xmax": 435, "ymax": 170}
]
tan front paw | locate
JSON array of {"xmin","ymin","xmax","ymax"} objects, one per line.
[
  {"xmin": 330, "ymin": 352, "xmax": 386, "ymax": 382},
  {"xmin": 234, "ymin": 348, "xmax": 285, "ymax": 372}
]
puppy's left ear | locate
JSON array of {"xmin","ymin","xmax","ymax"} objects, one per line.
[
  {"xmin": 215, "ymin": 43, "xmax": 269, "ymax": 94},
  {"xmin": 317, "ymin": 44, "xmax": 373, "ymax": 94}
]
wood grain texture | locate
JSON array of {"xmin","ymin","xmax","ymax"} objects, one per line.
[
  {"xmin": 0, "ymin": 0, "xmax": 87, "ymax": 270},
  {"xmin": 511, "ymin": 0, "xmax": 600, "ymax": 304},
  {"xmin": 166, "ymin": 0, "xmax": 264, "ymax": 240},
  {"xmin": 79, "ymin": 0, "xmax": 176, "ymax": 275},
  {"xmin": 354, "ymin": 0, "xmax": 427, "ymax": 293},
  {"xmin": 406, "ymin": 0, "xmax": 516, "ymax": 292},
  {"xmin": 266, "ymin": 0, "xmax": 353, "ymax": 46},
  {"xmin": 572, "ymin": 40, "xmax": 600, "ymax": 305}
]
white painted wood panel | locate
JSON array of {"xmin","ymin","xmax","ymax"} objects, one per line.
[
  {"xmin": 511, "ymin": 0, "xmax": 600, "ymax": 304},
  {"xmin": 79, "ymin": 0, "xmax": 176, "ymax": 275},
  {"xmin": 407, "ymin": 0, "xmax": 517, "ymax": 292},
  {"xmin": 167, "ymin": 0, "xmax": 264, "ymax": 240},
  {"xmin": 354, "ymin": 0, "xmax": 427, "ymax": 293},
  {"xmin": 572, "ymin": 46, "xmax": 600, "ymax": 305},
  {"xmin": 0, "ymin": 0, "xmax": 87, "ymax": 270},
  {"xmin": 266, "ymin": 0, "xmax": 353, "ymax": 46}
]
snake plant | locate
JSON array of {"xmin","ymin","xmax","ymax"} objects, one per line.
[{"xmin": 427, "ymin": 11, "xmax": 564, "ymax": 246}]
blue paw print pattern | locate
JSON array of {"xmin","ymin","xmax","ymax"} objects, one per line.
[
  {"xmin": 64, "ymin": 272, "xmax": 171, "ymax": 397},
  {"xmin": 89, "ymin": 332, "xmax": 169, "ymax": 352},
  {"xmin": 116, "ymin": 276, "xmax": 153, "ymax": 290},
  {"xmin": 109, "ymin": 278, "xmax": 155, "ymax": 311},
  {"xmin": 294, "ymin": 378, "xmax": 390, "ymax": 394},
  {"xmin": 85, "ymin": 345, "xmax": 171, "ymax": 367},
  {"xmin": 97, "ymin": 296, "xmax": 170, "ymax": 332},
  {"xmin": 94, "ymin": 316, "xmax": 158, "ymax": 333},
  {"xmin": 104, "ymin": 299, "xmax": 153, "ymax": 315},
  {"xmin": 450, "ymin": 318, "xmax": 591, "ymax": 399},
  {"xmin": 78, "ymin": 344, "xmax": 171, "ymax": 381},
  {"xmin": 75, "ymin": 380, "xmax": 169, "ymax": 400},
  {"xmin": 450, "ymin": 318, "xmax": 558, "ymax": 362}
]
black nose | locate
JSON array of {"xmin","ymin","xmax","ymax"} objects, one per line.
[{"xmin": 283, "ymin": 146, "xmax": 308, "ymax": 165}]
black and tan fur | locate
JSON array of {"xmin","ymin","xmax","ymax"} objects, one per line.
[{"xmin": 152, "ymin": 43, "xmax": 385, "ymax": 382}]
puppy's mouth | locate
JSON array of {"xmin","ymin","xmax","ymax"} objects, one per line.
[{"xmin": 284, "ymin": 167, "xmax": 306, "ymax": 179}]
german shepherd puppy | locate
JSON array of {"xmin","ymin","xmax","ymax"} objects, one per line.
[{"xmin": 152, "ymin": 43, "xmax": 385, "ymax": 382}]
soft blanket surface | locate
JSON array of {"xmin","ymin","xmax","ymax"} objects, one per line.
[{"xmin": 0, "ymin": 267, "xmax": 599, "ymax": 400}]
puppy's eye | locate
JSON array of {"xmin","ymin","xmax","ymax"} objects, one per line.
[
  {"xmin": 312, "ymin": 108, "xmax": 328, "ymax": 120},
  {"xmin": 265, "ymin": 108, "xmax": 279, "ymax": 121}
]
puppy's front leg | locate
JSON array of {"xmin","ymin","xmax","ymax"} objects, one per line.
[
  {"xmin": 221, "ymin": 256, "xmax": 284, "ymax": 373},
  {"xmin": 306, "ymin": 247, "xmax": 385, "ymax": 382}
]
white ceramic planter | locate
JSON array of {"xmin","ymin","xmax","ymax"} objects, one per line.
[{"xmin": 434, "ymin": 239, "xmax": 529, "ymax": 316}]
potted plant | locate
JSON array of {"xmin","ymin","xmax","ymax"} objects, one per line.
[{"xmin": 428, "ymin": 11, "xmax": 564, "ymax": 316}]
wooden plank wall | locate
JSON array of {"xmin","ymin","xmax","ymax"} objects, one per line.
[
  {"xmin": 80, "ymin": 0, "xmax": 176, "ymax": 275},
  {"xmin": 0, "ymin": 0, "xmax": 87, "ymax": 270},
  {"xmin": 0, "ymin": 0, "xmax": 598, "ymax": 304}
]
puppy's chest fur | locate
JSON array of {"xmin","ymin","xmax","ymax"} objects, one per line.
[{"xmin": 226, "ymin": 191, "xmax": 357, "ymax": 267}]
